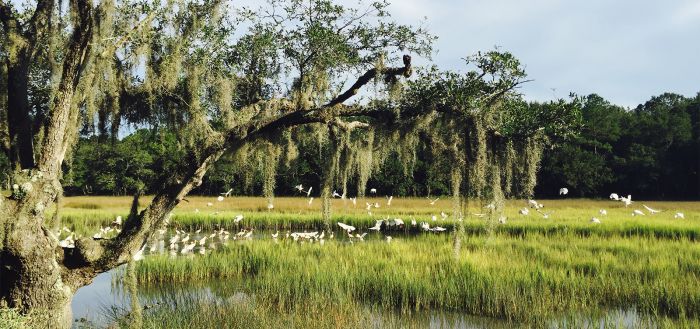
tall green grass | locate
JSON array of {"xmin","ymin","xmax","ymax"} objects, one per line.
[{"xmin": 133, "ymin": 233, "xmax": 700, "ymax": 324}]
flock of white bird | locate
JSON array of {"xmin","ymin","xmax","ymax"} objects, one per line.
[{"xmin": 54, "ymin": 185, "xmax": 688, "ymax": 261}]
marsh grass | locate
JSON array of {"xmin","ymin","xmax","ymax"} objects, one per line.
[
  {"xmin": 132, "ymin": 233, "xmax": 700, "ymax": 324},
  {"xmin": 52, "ymin": 196, "xmax": 700, "ymax": 326}
]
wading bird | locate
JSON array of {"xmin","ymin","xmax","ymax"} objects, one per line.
[
  {"xmin": 642, "ymin": 204, "xmax": 661, "ymax": 214},
  {"xmin": 369, "ymin": 220, "xmax": 383, "ymax": 231},
  {"xmin": 337, "ymin": 222, "xmax": 356, "ymax": 232},
  {"xmin": 559, "ymin": 188, "xmax": 568, "ymax": 195},
  {"xmin": 599, "ymin": 209, "xmax": 607, "ymax": 216},
  {"xmin": 590, "ymin": 217, "xmax": 601, "ymax": 224},
  {"xmin": 675, "ymin": 212, "xmax": 685, "ymax": 219}
]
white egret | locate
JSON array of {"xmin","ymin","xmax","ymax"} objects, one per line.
[
  {"xmin": 432, "ymin": 226, "xmax": 447, "ymax": 232},
  {"xmin": 440, "ymin": 212, "xmax": 448, "ymax": 220},
  {"xmin": 386, "ymin": 196, "xmax": 393, "ymax": 206},
  {"xmin": 308, "ymin": 197, "xmax": 314, "ymax": 205},
  {"xmin": 206, "ymin": 202, "xmax": 213, "ymax": 207},
  {"xmin": 220, "ymin": 188, "xmax": 233, "ymax": 197},
  {"xmin": 374, "ymin": 202, "xmax": 380, "ymax": 208},
  {"xmin": 642, "ymin": 204, "xmax": 661, "ymax": 214},
  {"xmin": 181, "ymin": 234, "xmax": 190, "ymax": 243},
  {"xmin": 610, "ymin": 193, "xmax": 620, "ymax": 201},
  {"xmin": 559, "ymin": 188, "xmax": 569, "ymax": 195},
  {"xmin": 306, "ymin": 186, "xmax": 313, "ymax": 197},
  {"xmin": 632, "ymin": 209, "xmax": 645, "ymax": 216},
  {"xmin": 272, "ymin": 231, "xmax": 279, "ymax": 239},
  {"xmin": 244, "ymin": 229, "xmax": 254, "ymax": 239},
  {"xmin": 294, "ymin": 184, "xmax": 304, "ymax": 192},
  {"xmin": 498, "ymin": 216, "xmax": 507, "ymax": 224},
  {"xmin": 350, "ymin": 197, "xmax": 357, "ymax": 206},
  {"xmin": 337, "ymin": 222, "xmax": 356, "ymax": 232},
  {"xmin": 675, "ymin": 212, "xmax": 685, "ymax": 219},
  {"xmin": 112, "ymin": 216, "xmax": 122, "ymax": 226},
  {"xmin": 620, "ymin": 195, "xmax": 632, "ymax": 207},
  {"xmin": 234, "ymin": 214, "xmax": 244, "ymax": 223},
  {"xmin": 599, "ymin": 209, "xmax": 607, "ymax": 216},
  {"xmin": 369, "ymin": 220, "xmax": 383, "ymax": 231},
  {"xmin": 519, "ymin": 208, "xmax": 529, "ymax": 216},
  {"xmin": 590, "ymin": 217, "xmax": 601, "ymax": 224},
  {"xmin": 133, "ymin": 245, "xmax": 146, "ymax": 261},
  {"xmin": 217, "ymin": 196, "xmax": 224, "ymax": 202},
  {"xmin": 332, "ymin": 190, "xmax": 341, "ymax": 198},
  {"xmin": 386, "ymin": 236, "xmax": 393, "ymax": 243},
  {"xmin": 370, "ymin": 188, "xmax": 377, "ymax": 194}
]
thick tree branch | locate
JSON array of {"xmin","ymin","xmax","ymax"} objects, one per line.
[
  {"xmin": 37, "ymin": 0, "xmax": 93, "ymax": 178},
  {"xmin": 325, "ymin": 54, "xmax": 412, "ymax": 107}
]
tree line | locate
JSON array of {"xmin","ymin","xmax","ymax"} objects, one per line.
[{"xmin": 2, "ymin": 91, "xmax": 695, "ymax": 200}]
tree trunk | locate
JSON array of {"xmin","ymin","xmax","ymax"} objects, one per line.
[
  {"xmin": 5, "ymin": 46, "xmax": 35, "ymax": 169},
  {"xmin": 1, "ymin": 202, "xmax": 76, "ymax": 328}
]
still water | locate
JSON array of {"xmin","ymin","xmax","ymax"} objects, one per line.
[{"xmin": 70, "ymin": 230, "xmax": 656, "ymax": 328}]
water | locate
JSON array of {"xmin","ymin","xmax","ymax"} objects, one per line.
[{"xmin": 70, "ymin": 230, "xmax": 661, "ymax": 328}]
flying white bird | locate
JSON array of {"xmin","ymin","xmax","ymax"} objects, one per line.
[
  {"xmin": 675, "ymin": 212, "xmax": 685, "ymax": 219},
  {"xmin": 432, "ymin": 226, "xmax": 447, "ymax": 232},
  {"xmin": 294, "ymin": 184, "xmax": 304, "ymax": 192},
  {"xmin": 220, "ymin": 189, "xmax": 233, "ymax": 197},
  {"xmin": 559, "ymin": 188, "xmax": 569, "ymax": 195},
  {"xmin": 632, "ymin": 209, "xmax": 644, "ymax": 216},
  {"xmin": 332, "ymin": 190, "xmax": 341, "ymax": 198},
  {"xmin": 642, "ymin": 204, "xmax": 661, "ymax": 214},
  {"xmin": 609, "ymin": 193, "xmax": 620, "ymax": 201},
  {"xmin": 431, "ymin": 215, "xmax": 437, "ymax": 221},
  {"xmin": 599, "ymin": 209, "xmax": 607, "ymax": 216},
  {"xmin": 306, "ymin": 186, "xmax": 313, "ymax": 197},
  {"xmin": 620, "ymin": 195, "xmax": 632, "ymax": 207},
  {"xmin": 369, "ymin": 220, "xmax": 383, "ymax": 231},
  {"xmin": 337, "ymin": 222, "xmax": 356, "ymax": 232},
  {"xmin": 369, "ymin": 188, "xmax": 377, "ymax": 194},
  {"xmin": 590, "ymin": 217, "xmax": 601, "ymax": 224},
  {"xmin": 234, "ymin": 214, "xmax": 244, "ymax": 223}
]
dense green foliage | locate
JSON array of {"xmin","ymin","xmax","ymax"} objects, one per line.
[{"xmin": 4, "ymin": 92, "xmax": 694, "ymax": 198}]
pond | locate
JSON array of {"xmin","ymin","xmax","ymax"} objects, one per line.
[{"xmin": 70, "ymin": 228, "xmax": 663, "ymax": 328}]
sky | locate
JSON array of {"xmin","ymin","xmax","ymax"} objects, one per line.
[{"xmin": 374, "ymin": 0, "xmax": 700, "ymax": 108}]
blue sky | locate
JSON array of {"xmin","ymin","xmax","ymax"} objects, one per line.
[{"xmin": 378, "ymin": 0, "xmax": 700, "ymax": 108}]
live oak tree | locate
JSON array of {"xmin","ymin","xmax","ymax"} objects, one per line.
[{"xmin": 0, "ymin": 0, "xmax": 579, "ymax": 327}]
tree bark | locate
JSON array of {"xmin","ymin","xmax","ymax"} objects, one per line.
[{"xmin": 6, "ymin": 56, "xmax": 35, "ymax": 169}]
